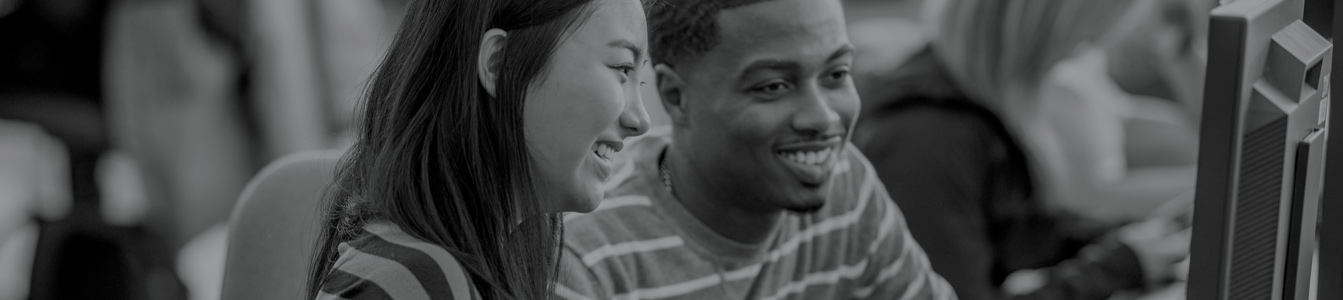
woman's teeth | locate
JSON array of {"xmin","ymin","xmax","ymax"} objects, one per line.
[
  {"xmin": 777, "ymin": 148, "xmax": 832, "ymax": 165},
  {"xmin": 595, "ymin": 144, "xmax": 615, "ymax": 159}
]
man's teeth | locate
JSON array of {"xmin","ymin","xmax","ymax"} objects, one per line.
[
  {"xmin": 778, "ymin": 148, "xmax": 832, "ymax": 165},
  {"xmin": 595, "ymin": 144, "xmax": 614, "ymax": 159}
]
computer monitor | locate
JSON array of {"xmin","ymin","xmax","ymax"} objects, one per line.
[{"xmin": 1187, "ymin": 0, "xmax": 1334, "ymax": 299}]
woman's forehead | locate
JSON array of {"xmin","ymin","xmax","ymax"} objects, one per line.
[{"xmin": 573, "ymin": 0, "xmax": 648, "ymax": 44}]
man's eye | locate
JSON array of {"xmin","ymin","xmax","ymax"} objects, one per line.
[
  {"xmin": 830, "ymin": 70, "xmax": 849, "ymax": 80},
  {"xmin": 760, "ymin": 83, "xmax": 787, "ymax": 92},
  {"xmin": 822, "ymin": 69, "xmax": 850, "ymax": 88},
  {"xmin": 751, "ymin": 81, "xmax": 792, "ymax": 98}
]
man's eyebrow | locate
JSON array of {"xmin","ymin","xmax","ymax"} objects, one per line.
[
  {"xmin": 828, "ymin": 45, "xmax": 855, "ymax": 62},
  {"xmin": 737, "ymin": 59, "xmax": 803, "ymax": 82},
  {"xmin": 608, "ymin": 40, "xmax": 644, "ymax": 63}
]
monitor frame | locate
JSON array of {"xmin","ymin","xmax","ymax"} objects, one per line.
[{"xmin": 1188, "ymin": 0, "xmax": 1334, "ymax": 299}]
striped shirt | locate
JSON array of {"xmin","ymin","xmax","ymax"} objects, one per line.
[
  {"xmin": 316, "ymin": 222, "xmax": 478, "ymax": 300},
  {"xmin": 555, "ymin": 127, "xmax": 957, "ymax": 300}
]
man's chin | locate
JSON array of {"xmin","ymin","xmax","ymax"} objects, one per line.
[
  {"xmin": 782, "ymin": 202, "xmax": 826, "ymax": 214},
  {"xmin": 772, "ymin": 180, "xmax": 832, "ymax": 213},
  {"xmin": 776, "ymin": 193, "xmax": 828, "ymax": 213}
]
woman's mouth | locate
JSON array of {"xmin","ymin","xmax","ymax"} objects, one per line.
[{"xmin": 594, "ymin": 143, "xmax": 616, "ymax": 161}]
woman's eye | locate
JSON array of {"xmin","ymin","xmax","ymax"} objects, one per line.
[{"xmin": 611, "ymin": 64, "xmax": 636, "ymax": 80}]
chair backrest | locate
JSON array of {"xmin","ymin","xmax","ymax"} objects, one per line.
[{"xmin": 220, "ymin": 150, "xmax": 342, "ymax": 300}]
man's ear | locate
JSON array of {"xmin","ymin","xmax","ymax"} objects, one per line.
[
  {"xmin": 478, "ymin": 28, "xmax": 508, "ymax": 97},
  {"xmin": 655, "ymin": 64, "xmax": 690, "ymax": 126}
]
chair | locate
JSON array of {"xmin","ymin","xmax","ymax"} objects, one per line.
[{"xmin": 220, "ymin": 150, "xmax": 343, "ymax": 300}]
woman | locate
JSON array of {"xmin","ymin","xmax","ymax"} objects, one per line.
[
  {"xmin": 930, "ymin": 0, "xmax": 1199, "ymax": 221},
  {"xmin": 305, "ymin": 0, "xmax": 651, "ymax": 298},
  {"xmin": 851, "ymin": 0, "xmax": 1191, "ymax": 299}
]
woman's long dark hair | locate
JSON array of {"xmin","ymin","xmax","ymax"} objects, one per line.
[{"xmin": 306, "ymin": 0, "xmax": 598, "ymax": 299}]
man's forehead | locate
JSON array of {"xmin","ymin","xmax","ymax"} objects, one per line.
[
  {"xmin": 716, "ymin": 0, "xmax": 845, "ymax": 39},
  {"xmin": 699, "ymin": 0, "xmax": 849, "ymax": 69}
]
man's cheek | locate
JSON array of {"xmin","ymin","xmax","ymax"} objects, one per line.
[{"xmin": 835, "ymin": 96, "xmax": 861, "ymax": 125}]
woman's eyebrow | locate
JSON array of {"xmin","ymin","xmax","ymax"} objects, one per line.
[{"xmin": 608, "ymin": 39, "xmax": 644, "ymax": 63}]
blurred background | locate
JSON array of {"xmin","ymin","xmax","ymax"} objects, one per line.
[{"xmin": 0, "ymin": 0, "xmax": 1211, "ymax": 299}]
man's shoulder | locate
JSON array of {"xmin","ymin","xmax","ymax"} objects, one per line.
[
  {"xmin": 806, "ymin": 145, "xmax": 902, "ymax": 249},
  {"xmin": 815, "ymin": 144, "xmax": 879, "ymax": 213},
  {"xmin": 562, "ymin": 195, "xmax": 673, "ymax": 247},
  {"xmin": 558, "ymin": 195, "xmax": 689, "ymax": 296}
]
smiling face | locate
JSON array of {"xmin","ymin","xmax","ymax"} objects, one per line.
[
  {"xmin": 525, "ymin": 0, "xmax": 650, "ymax": 214},
  {"xmin": 669, "ymin": 0, "xmax": 857, "ymax": 212}
]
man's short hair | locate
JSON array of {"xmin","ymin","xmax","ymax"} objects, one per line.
[{"xmin": 647, "ymin": 0, "xmax": 778, "ymax": 67}]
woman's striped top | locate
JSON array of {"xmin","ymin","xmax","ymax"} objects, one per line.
[{"xmin": 316, "ymin": 222, "xmax": 479, "ymax": 300}]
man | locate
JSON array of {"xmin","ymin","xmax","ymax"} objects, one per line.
[{"xmin": 553, "ymin": 0, "xmax": 955, "ymax": 299}]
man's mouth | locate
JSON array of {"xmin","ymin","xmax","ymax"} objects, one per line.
[
  {"xmin": 774, "ymin": 144, "xmax": 841, "ymax": 186},
  {"xmin": 777, "ymin": 147, "xmax": 834, "ymax": 165}
]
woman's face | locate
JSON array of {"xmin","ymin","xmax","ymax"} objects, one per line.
[{"xmin": 525, "ymin": 0, "xmax": 650, "ymax": 214}]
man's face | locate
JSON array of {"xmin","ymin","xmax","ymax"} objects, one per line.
[{"xmin": 674, "ymin": 0, "xmax": 857, "ymax": 212}]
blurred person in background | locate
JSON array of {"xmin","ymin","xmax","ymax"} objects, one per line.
[
  {"xmin": 1106, "ymin": 0, "xmax": 1214, "ymax": 120},
  {"xmin": 1101, "ymin": 0, "xmax": 1216, "ymax": 170},
  {"xmin": 0, "ymin": 121, "xmax": 70, "ymax": 300},
  {"xmin": 305, "ymin": 0, "xmax": 652, "ymax": 298},
  {"xmin": 1, "ymin": 0, "xmax": 189, "ymax": 299},
  {"xmin": 105, "ymin": 0, "xmax": 409, "ymax": 298},
  {"xmin": 1032, "ymin": 0, "xmax": 1213, "ymax": 220},
  {"xmin": 850, "ymin": 0, "xmax": 1202, "ymax": 299},
  {"xmin": 103, "ymin": 1, "xmax": 261, "ymax": 299},
  {"xmin": 927, "ymin": 0, "xmax": 1205, "ymax": 222},
  {"xmin": 105, "ymin": 0, "xmax": 255, "ymax": 254},
  {"xmin": 0, "ymin": 0, "xmax": 411, "ymax": 298},
  {"xmin": 106, "ymin": 0, "xmax": 410, "ymax": 249}
]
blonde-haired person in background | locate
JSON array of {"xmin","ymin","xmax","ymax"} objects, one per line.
[
  {"xmin": 930, "ymin": 0, "xmax": 1205, "ymax": 221},
  {"xmin": 851, "ymin": 0, "xmax": 1195, "ymax": 298},
  {"xmin": 928, "ymin": 0, "xmax": 1198, "ymax": 288}
]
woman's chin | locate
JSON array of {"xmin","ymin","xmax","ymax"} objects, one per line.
[
  {"xmin": 545, "ymin": 187, "xmax": 603, "ymax": 214},
  {"xmin": 570, "ymin": 191, "xmax": 603, "ymax": 213}
]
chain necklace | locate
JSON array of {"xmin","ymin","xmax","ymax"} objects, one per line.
[{"xmin": 659, "ymin": 157, "xmax": 674, "ymax": 195}]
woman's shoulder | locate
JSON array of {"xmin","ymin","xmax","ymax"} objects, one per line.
[{"xmin": 317, "ymin": 222, "xmax": 475, "ymax": 300}]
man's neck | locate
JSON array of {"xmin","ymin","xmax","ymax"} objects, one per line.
[{"xmin": 664, "ymin": 144, "xmax": 782, "ymax": 245}]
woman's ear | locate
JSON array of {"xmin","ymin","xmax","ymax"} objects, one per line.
[{"xmin": 478, "ymin": 28, "xmax": 509, "ymax": 97}]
